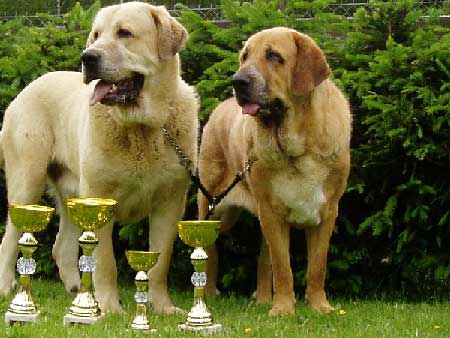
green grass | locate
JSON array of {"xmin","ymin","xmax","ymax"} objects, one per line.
[{"xmin": 0, "ymin": 280, "xmax": 449, "ymax": 337}]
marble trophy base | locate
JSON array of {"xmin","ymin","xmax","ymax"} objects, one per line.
[
  {"xmin": 5, "ymin": 311, "xmax": 39, "ymax": 325},
  {"xmin": 63, "ymin": 313, "xmax": 105, "ymax": 326},
  {"xmin": 178, "ymin": 323, "xmax": 222, "ymax": 334}
]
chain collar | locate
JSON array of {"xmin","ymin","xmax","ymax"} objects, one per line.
[{"xmin": 161, "ymin": 124, "xmax": 256, "ymax": 219}]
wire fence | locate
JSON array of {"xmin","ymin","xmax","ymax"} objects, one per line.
[
  {"xmin": 1, "ymin": 1, "xmax": 450, "ymax": 26},
  {"xmin": 298, "ymin": 0, "xmax": 450, "ymax": 18}
]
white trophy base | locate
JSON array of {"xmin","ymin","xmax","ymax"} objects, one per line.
[
  {"xmin": 63, "ymin": 313, "xmax": 104, "ymax": 325},
  {"xmin": 5, "ymin": 311, "xmax": 39, "ymax": 325},
  {"xmin": 178, "ymin": 323, "xmax": 222, "ymax": 334}
]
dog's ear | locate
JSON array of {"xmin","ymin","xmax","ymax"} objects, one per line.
[
  {"xmin": 150, "ymin": 6, "xmax": 188, "ymax": 60},
  {"xmin": 291, "ymin": 31, "xmax": 331, "ymax": 95}
]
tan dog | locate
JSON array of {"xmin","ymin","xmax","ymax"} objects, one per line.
[
  {"xmin": 198, "ymin": 27, "xmax": 351, "ymax": 316},
  {"xmin": 0, "ymin": 2, "xmax": 198, "ymax": 314}
]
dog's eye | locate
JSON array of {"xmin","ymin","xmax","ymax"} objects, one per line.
[
  {"xmin": 266, "ymin": 50, "xmax": 284, "ymax": 64},
  {"xmin": 117, "ymin": 29, "xmax": 133, "ymax": 38},
  {"xmin": 93, "ymin": 32, "xmax": 99, "ymax": 40},
  {"xmin": 241, "ymin": 50, "xmax": 248, "ymax": 62}
]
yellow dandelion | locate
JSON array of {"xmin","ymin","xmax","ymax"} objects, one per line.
[
  {"xmin": 434, "ymin": 325, "xmax": 441, "ymax": 329},
  {"xmin": 245, "ymin": 328, "xmax": 252, "ymax": 334},
  {"xmin": 338, "ymin": 309, "xmax": 346, "ymax": 315}
]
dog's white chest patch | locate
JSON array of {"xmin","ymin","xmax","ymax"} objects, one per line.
[{"xmin": 271, "ymin": 159, "xmax": 326, "ymax": 225}]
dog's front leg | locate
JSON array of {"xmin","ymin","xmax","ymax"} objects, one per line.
[
  {"xmin": 304, "ymin": 209, "xmax": 336, "ymax": 313},
  {"xmin": 53, "ymin": 201, "xmax": 82, "ymax": 294},
  {"xmin": 258, "ymin": 204, "xmax": 295, "ymax": 316},
  {"xmin": 148, "ymin": 184, "xmax": 187, "ymax": 315},
  {"xmin": 0, "ymin": 218, "xmax": 21, "ymax": 295},
  {"xmin": 93, "ymin": 221, "xmax": 123, "ymax": 313}
]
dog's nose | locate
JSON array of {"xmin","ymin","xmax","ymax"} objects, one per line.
[
  {"xmin": 232, "ymin": 72, "xmax": 251, "ymax": 93},
  {"xmin": 81, "ymin": 50, "xmax": 100, "ymax": 67}
]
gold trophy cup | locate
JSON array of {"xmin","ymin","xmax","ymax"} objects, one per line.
[
  {"xmin": 178, "ymin": 220, "xmax": 222, "ymax": 334},
  {"xmin": 63, "ymin": 197, "xmax": 117, "ymax": 325},
  {"xmin": 4, "ymin": 204, "xmax": 55, "ymax": 325},
  {"xmin": 125, "ymin": 250, "xmax": 160, "ymax": 332}
]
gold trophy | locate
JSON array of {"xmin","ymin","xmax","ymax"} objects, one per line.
[
  {"xmin": 125, "ymin": 250, "xmax": 160, "ymax": 332},
  {"xmin": 4, "ymin": 204, "xmax": 55, "ymax": 325},
  {"xmin": 63, "ymin": 197, "xmax": 117, "ymax": 325},
  {"xmin": 178, "ymin": 220, "xmax": 222, "ymax": 334}
]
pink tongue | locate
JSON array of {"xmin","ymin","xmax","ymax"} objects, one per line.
[
  {"xmin": 241, "ymin": 103, "xmax": 260, "ymax": 116},
  {"xmin": 90, "ymin": 80, "xmax": 113, "ymax": 106}
]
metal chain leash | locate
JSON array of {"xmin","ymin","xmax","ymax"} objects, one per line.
[
  {"xmin": 161, "ymin": 124, "xmax": 255, "ymax": 219},
  {"xmin": 161, "ymin": 125, "xmax": 194, "ymax": 175}
]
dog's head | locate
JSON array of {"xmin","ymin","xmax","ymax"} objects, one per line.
[
  {"xmin": 233, "ymin": 27, "xmax": 331, "ymax": 123},
  {"xmin": 83, "ymin": 2, "xmax": 187, "ymax": 106}
]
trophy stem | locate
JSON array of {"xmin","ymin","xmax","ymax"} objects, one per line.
[
  {"xmin": 63, "ymin": 231, "xmax": 103, "ymax": 325},
  {"xmin": 131, "ymin": 270, "xmax": 155, "ymax": 332},
  {"xmin": 5, "ymin": 232, "xmax": 39, "ymax": 324},
  {"xmin": 179, "ymin": 247, "xmax": 222, "ymax": 334}
]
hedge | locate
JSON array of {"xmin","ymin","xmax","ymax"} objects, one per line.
[{"xmin": 0, "ymin": 0, "xmax": 449, "ymax": 298}]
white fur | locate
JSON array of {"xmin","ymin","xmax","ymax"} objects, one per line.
[
  {"xmin": 271, "ymin": 168, "xmax": 326, "ymax": 225},
  {"xmin": 0, "ymin": 2, "xmax": 197, "ymax": 315}
]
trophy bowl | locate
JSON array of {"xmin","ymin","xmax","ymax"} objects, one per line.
[
  {"xmin": 8, "ymin": 204, "xmax": 55, "ymax": 233},
  {"xmin": 178, "ymin": 220, "xmax": 221, "ymax": 248},
  {"xmin": 65, "ymin": 197, "xmax": 117, "ymax": 231},
  {"xmin": 126, "ymin": 251, "xmax": 160, "ymax": 272}
]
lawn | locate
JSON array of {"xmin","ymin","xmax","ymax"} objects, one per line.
[{"xmin": 0, "ymin": 280, "xmax": 448, "ymax": 337}]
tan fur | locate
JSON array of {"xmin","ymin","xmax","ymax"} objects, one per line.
[
  {"xmin": 198, "ymin": 27, "xmax": 351, "ymax": 316},
  {"xmin": 0, "ymin": 2, "xmax": 198, "ymax": 314}
]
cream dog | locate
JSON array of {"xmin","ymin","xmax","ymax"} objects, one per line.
[
  {"xmin": 0, "ymin": 1, "xmax": 198, "ymax": 314},
  {"xmin": 198, "ymin": 27, "xmax": 351, "ymax": 316}
]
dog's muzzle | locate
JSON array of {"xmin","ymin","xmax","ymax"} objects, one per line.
[
  {"xmin": 81, "ymin": 50, "xmax": 145, "ymax": 107},
  {"xmin": 82, "ymin": 50, "xmax": 102, "ymax": 84},
  {"xmin": 232, "ymin": 70, "xmax": 286, "ymax": 122}
]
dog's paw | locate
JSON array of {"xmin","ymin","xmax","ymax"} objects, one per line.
[
  {"xmin": 58, "ymin": 269, "xmax": 81, "ymax": 295},
  {"xmin": 152, "ymin": 302, "xmax": 186, "ymax": 315},
  {"xmin": 101, "ymin": 302, "xmax": 124, "ymax": 314},
  {"xmin": 305, "ymin": 292, "xmax": 334, "ymax": 313},
  {"xmin": 64, "ymin": 279, "xmax": 81, "ymax": 295},
  {"xmin": 268, "ymin": 293, "xmax": 295, "ymax": 316},
  {"xmin": 96, "ymin": 294, "xmax": 124, "ymax": 314},
  {"xmin": 268, "ymin": 302, "xmax": 295, "ymax": 316},
  {"xmin": 69, "ymin": 285, "xmax": 79, "ymax": 294},
  {"xmin": 308, "ymin": 299, "xmax": 334, "ymax": 313},
  {"xmin": 0, "ymin": 277, "xmax": 16, "ymax": 296}
]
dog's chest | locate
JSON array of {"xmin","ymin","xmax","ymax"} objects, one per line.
[
  {"xmin": 270, "ymin": 156, "xmax": 328, "ymax": 226},
  {"xmin": 110, "ymin": 128, "xmax": 179, "ymax": 175},
  {"xmin": 85, "ymin": 128, "xmax": 187, "ymax": 221}
]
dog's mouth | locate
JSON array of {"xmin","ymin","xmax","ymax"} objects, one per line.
[
  {"xmin": 89, "ymin": 73, "xmax": 145, "ymax": 106},
  {"xmin": 241, "ymin": 102, "xmax": 261, "ymax": 116},
  {"xmin": 239, "ymin": 98, "xmax": 286, "ymax": 121}
]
